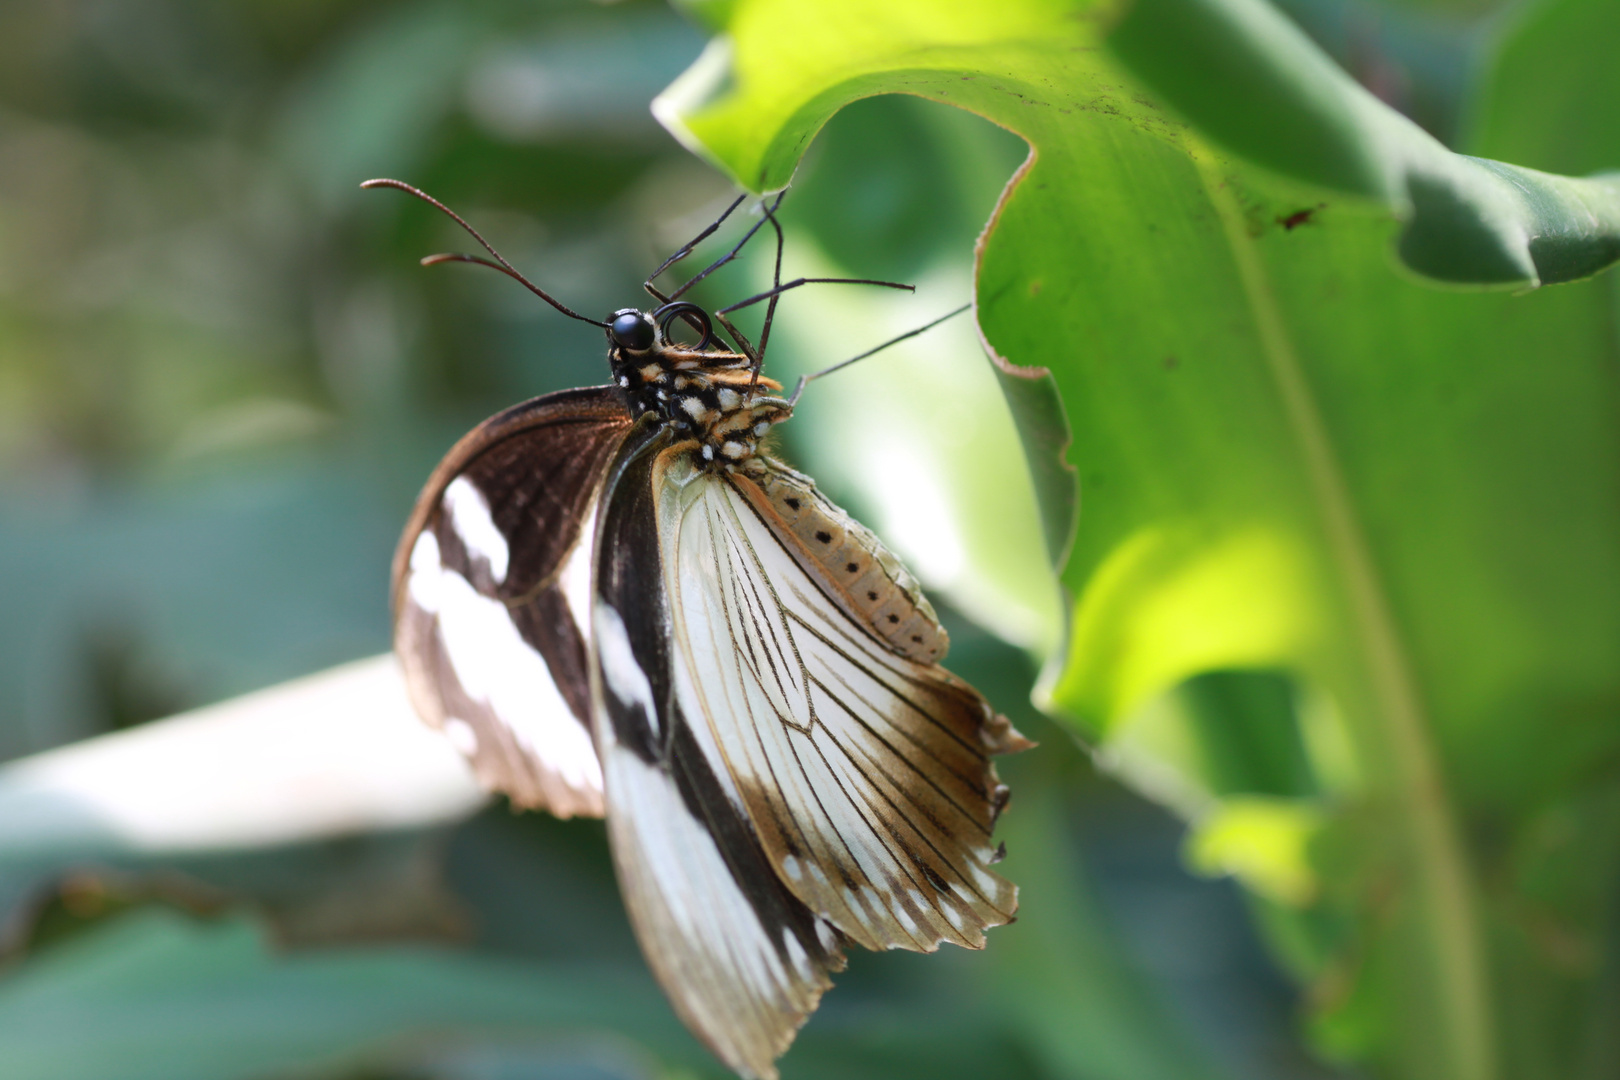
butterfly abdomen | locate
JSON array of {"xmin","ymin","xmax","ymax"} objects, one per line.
[{"xmin": 742, "ymin": 463, "xmax": 948, "ymax": 665}]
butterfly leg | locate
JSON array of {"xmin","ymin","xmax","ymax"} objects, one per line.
[
  {"xmin": 645, "ymin": 193, "xmax": 747, "ymax": 287},
  {"xmin": 665, "ymin": 192, "xmax": 788, "ymax": 304}
]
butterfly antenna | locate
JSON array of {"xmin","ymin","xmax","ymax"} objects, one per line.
[
  {"xmin": 361, "ymin": 178, "xmax": 608, "ymax": 328},
  {"xmin": 787, "ymin": 303, "xmax": 972, "ymax": 406}
]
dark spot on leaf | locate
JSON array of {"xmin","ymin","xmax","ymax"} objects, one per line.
[
  {"xmin": 1163, "ymin": 355, "xmax": 1178, "ymax": 370},
  {"xmin": 1278, "ymin": 205, "xmax": 1324, "ymax": 230}
]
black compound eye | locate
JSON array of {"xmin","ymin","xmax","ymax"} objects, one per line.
[{"xmin": 609, "ymin": 310, "xmax": 656, "ymax": 351}]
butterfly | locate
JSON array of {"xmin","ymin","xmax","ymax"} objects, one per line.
[{"xmin": 371, "ymin": 179, "xmax": 1032, "ymax": 1079}]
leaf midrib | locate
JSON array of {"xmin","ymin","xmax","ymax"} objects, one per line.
[{"xmin": 1190, "ymin": 143, "xmax": 1497, "ymax": 1080}]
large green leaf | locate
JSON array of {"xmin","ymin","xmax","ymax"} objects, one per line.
[{"xmin": 656, "ymin": 2, "xmax": 1620, "ymax": 1079}]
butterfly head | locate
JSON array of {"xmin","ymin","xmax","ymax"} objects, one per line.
[
  {"xmin": 608, "ymin": 309, "xmax": 657, "ymax": 353},
  {"xmin": 603, "ymin": 304, "xmax": 791, "ymax": 470}
]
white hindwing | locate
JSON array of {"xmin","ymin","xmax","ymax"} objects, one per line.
[
  {"xmin": 586, "ymin": 427, "xmax": 844, "ymax": 1080},
  {"xmin": 656, "ymin": 454, "xmax": 1017, "ymax": 952},
  {"xmin": 593, "ymin": 619, "xmax": 836, "ymax": 1080}
]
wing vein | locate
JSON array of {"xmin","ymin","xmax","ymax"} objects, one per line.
[{"xmin": 807, "ymin": 672, "xmax": 990, "ymax": 837}]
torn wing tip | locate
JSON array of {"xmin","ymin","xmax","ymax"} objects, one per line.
[{"xmin": 982, "ymin": 711, "xmax": 1036, "ymax": 755}]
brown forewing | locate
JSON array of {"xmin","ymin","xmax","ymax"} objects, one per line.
[{"xmin": 392, "ymin": 385, "xmax": 632, "ymax": 814}]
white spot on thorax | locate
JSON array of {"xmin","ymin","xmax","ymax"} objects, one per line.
[{"xmin": 443, "ymin": 476, "xmax": 509, "ymax": 584}]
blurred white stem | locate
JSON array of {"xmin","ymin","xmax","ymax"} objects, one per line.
[{"xmin": 0, "ymin": 656, "xmax": 485, "ymax": 858}]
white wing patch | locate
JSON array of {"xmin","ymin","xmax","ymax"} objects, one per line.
[
  {"xmin": 404, "ymin": 529, "xmax": 603, "ymax": 816},
  {"xmin": 598, "ymin": 707, "xmax": 834, "ymax": 1080},
  {"xmin": 594, "ymin": 601, "xmax": 660, "ymax": 741},
  {"xmin": 659, "ymin": 463, "xmax": 1017, "ymax": 953},
  {"xmin": 442, "ymin": 476, "xmax": 510, "ymax": 585},
  {"xmin": 558, "ymin": 494, "xmax": 600, "ymax": 641}
]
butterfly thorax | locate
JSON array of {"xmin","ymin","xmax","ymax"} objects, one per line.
[{"xmin": 609, "ymin": 328, "xmax": 791, "ymax": 470}]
